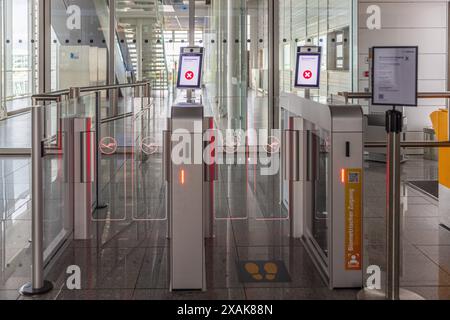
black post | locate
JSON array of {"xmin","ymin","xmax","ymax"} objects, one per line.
[
  {"xmin": 95, "ymin": 91, "xmax": 108, "ymax": 210},
  {"xmin": 385, "ymin": 108, "xmax": 403, "ymax": 300}
]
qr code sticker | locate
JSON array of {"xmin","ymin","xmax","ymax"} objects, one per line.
[{"xmin": 348, "ymin": 172, "xmax": 360, "ymax": 184}]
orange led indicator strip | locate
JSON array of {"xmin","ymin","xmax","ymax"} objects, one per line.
[{"xmin": 180, "ymin": 170, "xmax": 185, "ymax": 185}]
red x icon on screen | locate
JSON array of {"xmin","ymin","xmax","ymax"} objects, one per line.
[
  {"xmin": 185, "ymin": 71, "xmax": 194, "ymax": 80},
  {"xmin": 303, "ymin": 70, "xmax": 312, "ymax": 79}
]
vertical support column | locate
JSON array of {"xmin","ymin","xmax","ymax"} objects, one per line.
[
  {"xmin": 189, "ymin": 0, "xmax": 195, "ymax": 46},
  {"xmin": 227, "ymin": 0, "xmax": 240, "ymax": 130},
  {"xmin": 218, "ymin": 0, "xmax": 228, "ymax": 117},
  {"xmin": 0, "ymin": 1, "xmax": 5, "ymax": 119},
  {"xmin": 136, "ymin": 20, "xmax": 143, "ymax": 81},
  {"xmin": 187, "ymin": 0, "xmax": 195, "ymax": 102},
  {"xmin": 249, "ymin": 1, "xmax": 259, "ymax": 90},
  {"xmin": 38, "ymin": 0, "xmax": 51, "ymax": 94},
  {"xmin": 95, "ymin": 92, "xmax": 108, "ymax": 210},
  {"xmin": 108, "ymin": 0, "xmax": 117, "ymax": 113},
  {"xmin": 268, "ymin": 0, "xmax": 279, "ymax": 131},
  {"xmin": 4, "ymin": 0, "xmax": 12, "ymax": 116},
  {"xmin": 20, "ymin": 105, "xmax": 53, "ymax": 296}
]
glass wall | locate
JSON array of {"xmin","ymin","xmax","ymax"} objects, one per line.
[
  {"xmin": 164, "ymin": 30, "xmax": 204, "ymax": 93},
  {"xmin": 278, "ymin": 0, "xmax": 355, "ymax": 97},
  {"xmin": 203, "ymin": 0, "xmax": 269, "ymax": 132},
  {"xmin": 50, "ymin": 0, "xmax": 110, "ymax": 91},
  {"xmin": 0, "ymin": 0, "xmax": 39, "ymax": 114}
]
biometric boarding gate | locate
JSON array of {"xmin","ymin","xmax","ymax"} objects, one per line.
[
  {"xmin": 282, "ymin": 93, "xmax": 364, "ymax": 289},
  {"xmin": 164, "ymin": 103, "xmax": 216, "ymax": 291}
]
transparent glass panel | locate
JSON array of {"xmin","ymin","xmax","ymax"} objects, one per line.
[
  {"xmin": 0, "ymin": 157, "xmax": 31, "ymax": 279},
  {"xmin": 309, "ymin": 130, "xmax": 330, "ymax": 257},
  {"xmin": 95, "ymin": 86, "xmax": 165, "ymax": 222},
  {"xmin": 42, "ymin": 94, "xmax": 97, "ymax": 262},
  {"xmin": 50, "ymin": 0, "xmax": 109, "ymax": 91},
  {"xmin": 1, "ymin": 0, "xmax": 39, "ymax": 114},
  {"xmin": 201, "ymin": 0, "xmax": 273, "ymax": 225},
  {"xmin": 281, "ymin": 0, "xmax": 354, "ymax": 99}
]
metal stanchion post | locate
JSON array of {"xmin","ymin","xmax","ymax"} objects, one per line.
[
  {"xmin": 386, "ymin": 108, "xmax": 403, "ymax": 300},
  {"xmin": 304, "ymin": 88, "xmax": 311, "ymax": 100},
  {"xmin": 69, "ymin": 87, "xmax": 80, "ymax": 100},
  {"xmin": 358, "ymin": 108, "xmax": 424, "ymax": 300},
  {"xmin": 163, "ymin": 125, "xmax": 172, "ymax": 241},
  {"xmin": 20, "ymin": 105, "xmax": 53, "ymax": 296},
  {"xmin": 95, "ymin": 91, "xmax": 108, "ymax": 210},
  {"xmin": 69, "ymin": 87, "xmax": 80, "ymax": 114},
  {"xmin": 145, "ymin": 83, "xmax": 151, "ymax": 105},
  {"xmin": 385, "ymin": 109, "xmax": 424, "ymax": 301}
]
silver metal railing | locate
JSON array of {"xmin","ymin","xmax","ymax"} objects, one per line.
[
  {"xmin": 338, "ymin": 91, "xmax": 450, "ymax": 143},
  {"xmin": 338, "ymin": 91, "xmax": 450, "ymax": 103},
  {"xmin": 19, "ymin": 81, "xmax": 152, "ymax": 296}
]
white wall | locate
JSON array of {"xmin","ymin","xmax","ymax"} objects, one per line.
[
  {"xmin": 279, "ymin": 0, "xmax": 354, "ymax": 96},
  {"xmin": 358, "ymin": 0, "xmax": 448, "ymax": 134},
  {"xmin": 58, "ymin": 46, "xmax": 107, "ymax": 89}
]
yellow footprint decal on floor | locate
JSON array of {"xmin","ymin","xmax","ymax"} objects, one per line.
[
  {"xmin": 264, "ymin": 262, "xmax": 278, "ymax": 281},
  {"xmin": 244, "ymin": 262, "xmax": 263, "ymax": 281}
]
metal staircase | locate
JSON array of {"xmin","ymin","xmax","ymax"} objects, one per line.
[
  {"xmin": 116, "ymin": 0, "xmax": 169, "ymax": 90},
  {"xmin": 145, "ymin": 26, "xmax": 170, "ymax": 90}
]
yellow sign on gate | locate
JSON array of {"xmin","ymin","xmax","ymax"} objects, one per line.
[{"xmin": 344, "ymin": 168, "xmax": 362, "ymax": 271}]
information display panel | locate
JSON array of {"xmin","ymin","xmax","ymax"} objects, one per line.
[
  {"xmin": 294, "ymin": 47, "xmax": 322, "ymax": 88},
  {"xmin": 177, "ymin": 47, "xmax": 204, "ymax": 89},
  {"xmin": 372, "ymin": 46, "xmax": 418, "ymax": 107}
]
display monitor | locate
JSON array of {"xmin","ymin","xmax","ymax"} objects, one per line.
[
  {"xmin": 177, "ymin": 48, "xmax": 203, "ymax": 89},
  {"xmin": 372, "ymin": 46, "xmax": 418, "ymax": 107},
  {"xmin": 294, "ymin": 48, "xmax": 321, "ymax": 88}
]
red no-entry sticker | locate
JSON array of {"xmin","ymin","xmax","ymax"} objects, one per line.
[
  {"xmin": 303, "ymin": 70, "xmax": 312, "ymax": 79},
  {"xmin": 185, "ymin": 71, "xmax": 194, "ymax": 80}
]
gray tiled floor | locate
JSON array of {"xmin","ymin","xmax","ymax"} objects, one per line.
[{"xmin": 0, "ymin": 92, "xmax": 450, "ymax": 300}]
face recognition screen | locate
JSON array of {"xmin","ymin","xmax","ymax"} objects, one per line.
[
  {"xmin": 295, "ymin": 52, "xmax": 321, "ymax": 88},
  {"xmin": 372, "ymin": 47, "xmax": 418, "ymax": 106},
  {"xmin": 177, "ymin": 53, "xmax": 203, "ymax": 89}
]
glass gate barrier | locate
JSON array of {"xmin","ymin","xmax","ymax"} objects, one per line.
[
  {"xmin": 95, "ymin": 86, "xmax": 163, "ymax": 223},
  {"xmin": 41, "ymin": 93, "xmax": 97, "ymax": 262}
]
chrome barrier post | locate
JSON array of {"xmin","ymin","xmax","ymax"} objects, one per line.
[
  {"xmin": 95, "ymin": 91, "xmax": 108, "ymax": 210},
  {"xmin": 69, "ymin": 87, "xmax": 80, "ymax": 100},
  {"xmin": 145, "ymin": 83, "xmax": 151, "ymax": 105},
  {"xmin": 69, "ymin": 87, "xmax": 80, "ymax": 114},
  {"xmin": 358, "ymin": 109, "xmax": 424, "ymax": 300},
  {"xmin": 385, "ymin": 109, "xmax": 424, "ymax": 301},
  {"xmin": 283, "ymin": 126, "xmax": 300, "ymax": 238},
  {"xmin": 304, "ymin": 88, "xmax": 311, "ymax": 100},
  {"xmin": 20, "ymin": 105, "xmax": 53, "ymax": 296},
  {"xmin": 203, "ymin": 117, "xmax": 217, "ymax": 239},
  {"xmin": 163, "ymin": 126, "xmax": 172, "ymax": 241},
  {"xmin": 385, "ymin": 108, "xmax": 402, "ymax": 300}
]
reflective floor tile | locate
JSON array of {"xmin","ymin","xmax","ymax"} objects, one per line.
[{"xmin": 132, "ymin": 289, "xmax": 246, "ymax": 300}]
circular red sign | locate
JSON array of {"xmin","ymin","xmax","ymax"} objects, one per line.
[
  {"xmin": 303, "ymin": 70, "xmax": 313, "ymax": 79},
  {"xmin": 185, "ymin": 71, "xmax": 194, "ymax": 80}
]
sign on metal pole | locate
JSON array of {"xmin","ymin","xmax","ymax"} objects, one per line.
[{"xmin": 372, "ymin": 46, "xmax": 418, "ymax": 107}]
